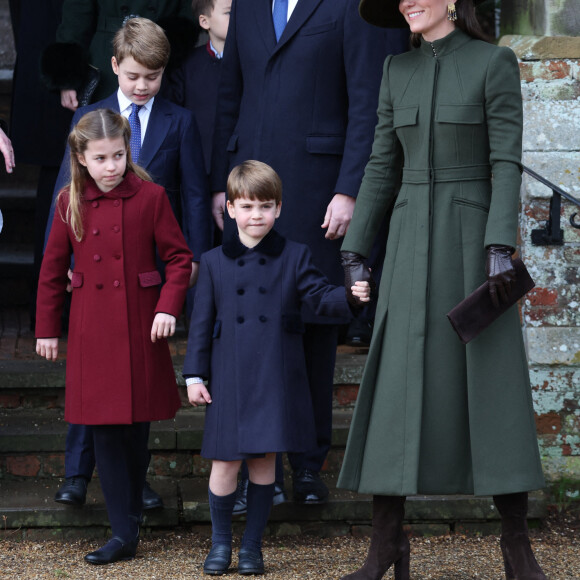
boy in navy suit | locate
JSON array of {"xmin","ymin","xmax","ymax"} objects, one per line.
[
  {"xmin": 184, "ymin": 160, "xmax": 370, "ymax": 575},
  {"xmin": 49, "ymin": 17, "xmax": 212, "ymax": 509},
  {"xmin": 169, "ymin": 0, "xmax": 230, "ymax": 176}
]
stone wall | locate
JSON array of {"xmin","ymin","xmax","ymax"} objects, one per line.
[{"xmin": 500, "ymin": 35, "xmax": 580, "ymax": 485}]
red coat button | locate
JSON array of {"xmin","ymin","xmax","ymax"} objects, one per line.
[
  {"xmin": 92, "ymin": 201, "xmax": 99, "ymax": 208},
  {"xmin": 113, "ymin": 280, "xmax": 121, "ymax": 288},
  {"xmin": 96, "ymin": 283, "xmax": 103, "ymax": 290},
  {"xmin": 92, "ymin": 228, "xmax": 99, "ymax": 235},
  {"xmin": 113, "ymin": 225, "xmax": 120, "ymax": 233},
  {"xmin": 93, "ymin": 254, "xmax": 101, "ymax": 262},
  {"xmin": 113, "ymin": 200, "xmax": 120, "ymax": 207},
  {"xmin": 114, "ymin": 254, "xmax": 121, "ymax": 260}
]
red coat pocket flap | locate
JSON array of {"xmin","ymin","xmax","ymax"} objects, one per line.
[
  {"xmin": 71, "ymin": 271, "xmax": 83, "ymax": 288},
  {"xmin": 138, "ymin": 270, "xmax": 162, "ymax": 287}
]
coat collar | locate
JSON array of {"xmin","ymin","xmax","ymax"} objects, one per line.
[
  {"xmin": 419, "ymin": 28, "xmax": 471, "ymax": 58},
  {"xmin": 222, "ymin": 228, "xmax": 286, "ymax": 258},
  {"xmin": 84, "ymin": 171, "xmax": 142, "ymax": 201}
]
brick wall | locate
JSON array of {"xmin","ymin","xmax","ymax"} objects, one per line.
[{"xmin": 501, "ymin": 35, "xmax": 580, "ymax": 484}]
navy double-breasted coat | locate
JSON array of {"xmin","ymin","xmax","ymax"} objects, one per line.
[
  {"xmin": 182, "ymin": 231, "xmax": 352, "ymax": 460},
  {"xmin": 211, "ymin": 0, "xmax": 409, "ymax": 309},
  {"xmin": 37, "ymin": 172, "xmax": 192, "ymax": 425}
]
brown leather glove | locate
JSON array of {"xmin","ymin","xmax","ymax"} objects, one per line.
[
  {"xmin": 486, "ymin": 245, "xmax": 516, "ymax": 309},
  {"xmin": 340, "ymin": 251, "xmax": 376, "ymax": 308}
]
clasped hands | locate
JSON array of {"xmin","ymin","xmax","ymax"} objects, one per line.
[{"xmin": 341, "ymin": 251, "xmax": 375, "ymax": 308}]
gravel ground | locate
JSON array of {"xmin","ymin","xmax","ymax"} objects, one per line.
[{"xmin": 1, "ymin": 512, "xmax": 578, "ymax": 580}]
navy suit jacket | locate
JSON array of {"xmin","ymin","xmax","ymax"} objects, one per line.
[
  {"xmin": 211, "ymin": 0, "xmax": 408, "ymax": 310},
  {"xmin": 47, "ymin": 93, "xmax": 211, "ymax": 260}
]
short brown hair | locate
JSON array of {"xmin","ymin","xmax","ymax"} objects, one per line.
[
  {"xmin": 191, "ymin": 0, "xmax": 215, "ymax": 21},
  {"xmin": 113, "ymin": 17, "xmax": 170, "ymax": 69},
  {"xmin": 227, "ymin": 161, "xmax": 282, "ymax": 205}
]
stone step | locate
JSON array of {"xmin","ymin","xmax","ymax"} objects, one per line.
[{"xmin": 0, "ymin": 477, "xmax": 548, "ymax": 538}]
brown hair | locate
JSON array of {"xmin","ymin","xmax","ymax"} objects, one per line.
[
  {"xmin": 60, "ymin": 109, "xmax": 151, "ymax": 241},
  {"xmin": 191, "ymin": 0, "xmax": 215, "ymax": 21},
  {"xmin": 113, "ymin": 17, "xmax": 170, "ymax": 69},
  {"xmin": 227, "ymin": 160, "xmax": 282, "ymax": 205},
  {"xmin": 410, "ymin": 0, "xmax": 489, "ymax": 48}
]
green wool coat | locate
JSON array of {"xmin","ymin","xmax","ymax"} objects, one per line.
[{"xmin": 338, "ymin": 29, "xmax": 545, "ymax": 497}]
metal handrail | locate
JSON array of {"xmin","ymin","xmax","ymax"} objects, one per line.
[{"xmin": 523, "ymin": 165, "xmax": 580, "ymax": 246}]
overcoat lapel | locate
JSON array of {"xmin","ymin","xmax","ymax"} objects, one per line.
[
  {"xmin": 273, "ymin": 0, "xmax": 325, "ymax": 55},
  {"xmin": 252, "ymin": 0, "xmax": 277, "ymax": 53},
  {"xmin": 138, "ymin": 99, "xmax": 171, "ymax": 168}
]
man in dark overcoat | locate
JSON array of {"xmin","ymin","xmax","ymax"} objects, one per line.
[{"xmin": 211, "ymin": 0, "xmax": 409, "ymax": 501}]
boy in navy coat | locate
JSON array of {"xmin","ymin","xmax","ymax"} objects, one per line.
[
  {"xmin": 48, "ymin": 17, "xmax": 212, "ymax": 509},
  {"xmin": 183, "ymin": 161, "xmax": 370, "ymax": 575}
]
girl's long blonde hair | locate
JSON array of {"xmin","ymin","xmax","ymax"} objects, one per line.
[{"xmin": 58, "ymin": 108, "xmax": 151, "ymax": 241}]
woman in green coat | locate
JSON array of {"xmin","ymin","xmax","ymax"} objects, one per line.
[{"xmin": 338, "ymin": 0, "xmax": 547, "ymax": 578}]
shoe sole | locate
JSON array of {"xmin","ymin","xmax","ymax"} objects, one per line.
[
  {"xmin": 84, "ymin": 555, "xmax": 134, "ymax": 565},
  {"xmin": 54, "ymin": 498, "xmax": 85, "ymax": 507},
  {"xmin": 203, "ymin": 569, "xmax": 230, "ymax": 575},
  {"xmin": 238, "ymin": 569, "xmax": 264, "ymax": 575}
]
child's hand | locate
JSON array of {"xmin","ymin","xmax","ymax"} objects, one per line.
[
  {"xmin": 36, "ymin": 338, "xmax": 59, "ymax": 361},
  {"xmin": 187, "ymin": 383, "xmax": 212, "ymax": 406},
  {"xmin": 351, "ymin": 280, "xmax": 371, "ymax": 303},
  {"xmin": 151, "ymin": 313, "xmax": 177, "ymax": 342}
]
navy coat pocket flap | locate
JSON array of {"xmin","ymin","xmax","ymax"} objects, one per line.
[
  {"xmin": 306, "ymin": 135, "xmax": 345, "ymax": 155},
  {"xmin": 282, "ymin": 313, "xmax": 305, "ymax": 333},
  {"xmin": 138, "ymin": 270, "xmax": 162, "ymax": 287},
  {"xmin": 213, "ymin": 320, "xmax": 222, "ymax": 339},
  {"xmin": 393, "ymin": 106, "xmax": 419, "ymax": 128},
  {"xmin": 226, "ymin": 134, "xmax": 239, "ymax": 153},
  {"xmin": 300, "ymin": 20, "xmax": 337, "ymax": 36},
  {"xmin": 71, "ymin": 271, "xmax": 83, "ymax": 288},
  {"xmin": 436, "ymin": 104, "xmax": 484, "ymax": 124}
]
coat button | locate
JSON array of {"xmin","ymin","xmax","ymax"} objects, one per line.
[
  {"xmin": 238, "ymin": 259, "xmax": 245, "ymax": 266},
  {"xmin": 237, "ymin": 288, "xmax": 245, "ymax": 295},
  {"xmin": 113, "ymin": 200, "xmax": 120, "ymax": 207},
  {"xmin": 114, "ymin": 254, "xmax": 121, "ymax": 260},
  {"xmin": 113, "ymin": 280, "xmax": 121, "ymax": 288},
  {"xmin": 92, "ymin": 228, "xmax": 99, "ymax": 235},
  {"xmin": 259, "ymin": 287, "xmax": 266, "ymax": 294},
  {"xmin": 112, "ymin": 225, "xmax": 120, "ymax": 233},
  {"xmin": 96, "ymin": 283, "xmax": 103, "ymax": 290},
  {"xmin": 93, "ymin": 254, "xmax": 101, "ymax": 262},
  {"xmin": 237, "ymin": 316, "xmax": 244, "ymax": 324},
  {"xmin": 259, "ymin": 258, "xmax": 266, "ymax": 265},
  {"xmin": 259, "ymin": 315, "xmax": 267, "ymax": 323},
  {"xmin": 92, "ymin": 201, "xmax": 99, "ymax": 208}
]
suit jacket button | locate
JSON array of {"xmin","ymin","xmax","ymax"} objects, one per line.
[
  {"xmin": 96, "ymin": 283, "xmax": 103, "ymax": 290},
  {"xmin": 259, "ymin": 315, "xmax": 267, "ymax": 322},
  {"xmin": 93, "ymin": 254, "xmax": 101, "ymax": 262},
  {"xmin": 237, "ymin": 316, "xmax": 244, "ymax": 324},
  {"xmin": 113, "ymin": 280, "xmax": 121, "ymax": 288}
]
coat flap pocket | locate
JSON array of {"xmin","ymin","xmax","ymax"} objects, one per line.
[
  {"xmin": 71, "ymin": 271, "xmax": 83, "ymax": 288},
  {"xmin": 300, "ymin": 20, "xmax": 337, "ymax": 36},
  {"xmin": 138, "ymin": 270, "xmax": 162, "ymax": 287},
  {"xmin": 393, "ymin": 106, "xmax": 419, "ymax": 128},
  {"xmin": 282, "ymin": 313, "xmax": 305, "ymax": 334},
  {"xmin": 226, "ymin": 134, "xmax": 239, "ymax": 153},
  {"xmin": 306, "ymin": 135, "xmax": 345, "ymax": 155},
  {"xmin": 436, "ymin": 104, "xmax": 484, "ymax": 124},
  {"xmin": 213, "ymin": 320, "xmax": 222, "ymax": 339}
]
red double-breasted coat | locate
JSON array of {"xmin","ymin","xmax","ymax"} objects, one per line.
[{"xmin": 36, "ymin": 172, "xmax": 192, "ymax": 425}]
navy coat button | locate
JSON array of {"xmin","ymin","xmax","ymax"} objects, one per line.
[
  {"xmin": 238, "ymin": 259, "xmax": 245, "ymax": 266},
  {"xmin": 96, "ymin": 283, "xmax": 103, "ymax": 290},
  {"xmin": 259, "ymin": 287, "xmax": 266, "ymax": 294},
  {"xmin": 237, "ymin": 316, "xmax": 244, "ymax": 324},
  {"xmin": 237, "ymin": 288, "xmax": 245, "ymax": 295},
  {"xmin": 259, "ymin": 315, "xmax": 267, "ymax": 322},
  {"xmin": 259, "ymin": 258, "xmax": 266, "ymax": 265},
  {"xmin": 93, "ymin": 254, "xmax": 101, "ymax": 262},
  {"xmin": 113, "ymin": 200, "xmax": 120, "ymax": 207},
  {"xmin": 92, "ymin": 201, "xmax": 99, "ymax": 208},
  {"xmin": 113, "ymin": 280, "xmax": 121, "ymax": 288}
]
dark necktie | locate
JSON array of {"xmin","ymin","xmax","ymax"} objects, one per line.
[
  {"xmin": 273, "ymin": 0, "xmax": 288, "ymax": 42},
  {"xmin": 129, "ymin": 103, "xmax": 143, "ymax": 162}
]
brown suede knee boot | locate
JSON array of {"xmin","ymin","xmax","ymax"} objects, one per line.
[
  {"xmin": 340, "ymin": 495, "xmax": 409, "ymax": 580},
  {"xmin": 493, "ymin": 492, "xmax": 547, "ymax": 580}
]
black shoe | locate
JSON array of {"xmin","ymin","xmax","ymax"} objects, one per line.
[
  {"xmin": 203, "ymin": 544, "xmax": 232, "ymax": 575},
  {"xmin": 238, "ymin": 547, "xmax": 264, "ymax": 575},
  {"xmin": 292, "ymin": 470, "xmax": 329, "ymax": 504},
  {"xmin": 345, "ymin": 318, "xmax": 373, "ymax": 347},
  {"xmin": 233, "ymin": 479, "xmax": 287, "ymax": 515},
  {"xmin": 84, "ymin": 537, "xmax": 138, "ymax": 565},
  {"xmin": 142, "ymin": 481, "xmax": 163, "ymax": 510},
  {"xmin": 54, "ymin": 477, "xmax": 88, "ymax": 506}
]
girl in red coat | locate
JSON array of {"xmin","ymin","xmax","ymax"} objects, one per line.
[{"xmin": 36, "ymin": 109, "xmax": 192, "ymax": 565}]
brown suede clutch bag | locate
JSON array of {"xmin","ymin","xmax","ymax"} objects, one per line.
[{"xmin": 447, "ymin": 258, "xmax": 535, "ymax": 344}]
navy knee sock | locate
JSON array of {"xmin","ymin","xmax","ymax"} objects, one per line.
[
  {"xmin": 241, "ymin": 481, "xmax": 275, "ymax": 552},
  {"xmin": 208, "ymin": 488, "xmax": 236, "ymax": 547}
]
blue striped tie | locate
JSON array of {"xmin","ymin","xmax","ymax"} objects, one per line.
[
  {"xmin": 129, "ymin": 103, "xmax": 143, "ymax": 163},
  {"xmin": 273, "ymin": 0, "xmax": 288, "ymax": 42}
]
